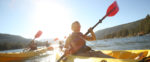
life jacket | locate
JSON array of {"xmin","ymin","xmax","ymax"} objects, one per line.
[
  {"xmin": 67, "ymin": 32, "xmax": 86, "ymax": 54},
  {"xmin": 30, "ymin": 43, "xmax": 37, "ymax": 50}
]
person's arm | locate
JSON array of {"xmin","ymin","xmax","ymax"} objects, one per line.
[
  {"xmin": 84, "ymin": 28, "xmax": 96, "ymax": 41},
  {"xmin": 64, "ymin": 35, "xmax": 72, "ymax": 56},
  {"xmin": 64, "ymin": 35, "xmax": 71, "ymax": 48}
]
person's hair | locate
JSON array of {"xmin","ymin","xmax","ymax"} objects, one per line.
[{"xmin": 71, "ymin": 21, "xmax": 80, "ymax": 31}]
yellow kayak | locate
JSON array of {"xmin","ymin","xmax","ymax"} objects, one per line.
[
  {"xmin": 56, "ymin": 50, "xmax": 150, "ymax": 62},
  {"xmin": 0, "ymin": 48, "xmax": 47, "ymax": 61}
]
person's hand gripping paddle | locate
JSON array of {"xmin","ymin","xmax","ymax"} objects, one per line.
[{"xmin": 24, "ymin": 30, "xmax": 42, "ymax": 51}]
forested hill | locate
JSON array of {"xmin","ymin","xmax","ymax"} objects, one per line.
[
  {"xmin": 95, "ymin": 14, "xmax": 150, "ymax": 40},
  {"xmin": 0, "ymin": 33, "xmax": 32, "ymax": 51}
]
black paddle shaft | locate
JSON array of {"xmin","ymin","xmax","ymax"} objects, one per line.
[
  {"xmin": 84, "ymin": 15, "xmax": 107, "ymax": 36},
  {"xmin": 84, "ymin": 6, "xmax": 117, "ymax": 36},
  {"xmin": 57, "ymin": 54, "xmax": 65, "ymax": 62}
]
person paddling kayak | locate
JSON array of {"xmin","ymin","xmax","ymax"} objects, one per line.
[
  {"xmin": 29, "ymin": 40, "xmax": 37, "ymax": 51},
  {"xmin": 64, "ymin": 21, "xmax": 113, "ymax": 58}
]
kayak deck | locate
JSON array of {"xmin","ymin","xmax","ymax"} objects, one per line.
[
  {"xmin": 66, "ymin": 55, "xmax": 139, "ymax": 62},
  {"xmin": 56, "ymin": 50, "xmax": 150, "ymax": 62},
  {"xmin": 101, "ymin": 50, "xmax": 149, "ymax": 59}
]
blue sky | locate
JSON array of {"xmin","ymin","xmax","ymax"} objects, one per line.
[{"xmin": 0, "ymin": 0, "xmax": 150, "ymax": 39}]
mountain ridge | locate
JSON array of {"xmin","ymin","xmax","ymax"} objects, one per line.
[{"xmin": 95, "ymin": 14, "xmax": 150, "ymax": 40}]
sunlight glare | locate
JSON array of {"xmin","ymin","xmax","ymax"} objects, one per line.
[{"xmin": 30, "ymin": 0, "xmax": 72, "ymax": 39}]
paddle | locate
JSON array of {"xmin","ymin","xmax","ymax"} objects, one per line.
[
  {"xmin": 57, "ymin": 1, "xmax": 119, "ymax": 62},
  {"xmin": 84, "ymin": 1, "xmax": 119, "ymax": 35},
  {"xmin": 25, "ymin": 30, "xmax": 43, "ymax": 51},
  {"xmin": 32, "ymin": 30, "xmax": 43, "ymax": 42},
  {"xmin": 34, "ymin": 30, "xmax": 43, "ymax": 39}
]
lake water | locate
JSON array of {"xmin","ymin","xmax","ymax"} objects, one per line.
[
  {"xmin": 87, "ymin": 34, "xmax": 150, "ymax": 50},
  {"xmin": 0, "ymin": 34, "xmax": 150, "ymax": 62}
]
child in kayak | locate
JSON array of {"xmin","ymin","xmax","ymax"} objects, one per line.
[{"xmin": 64, "ymin": 21, "xmax": 113, "ymax": 58}]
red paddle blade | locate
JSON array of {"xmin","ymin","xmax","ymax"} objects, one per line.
[
  {"xmin": 35, "ymin": 30, "xmax": 42, "ymax": 38},
  {"xmin": 106, "ymin": 1, "xmax": 119, "ymax": 17},
  {"xmin": 54, "ymin": 38, "xmax": 59, "ymax": 41}
]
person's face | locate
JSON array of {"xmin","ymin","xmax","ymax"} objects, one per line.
[{"xmin": 72, "ymin": 23, "xmax": 81, "ymax": 32}]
